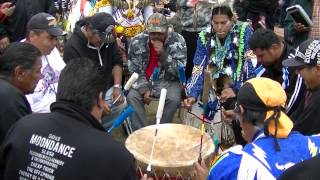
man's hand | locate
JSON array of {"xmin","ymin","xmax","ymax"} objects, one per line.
[
  {"xmin": 0, "ymin": 37, "xmax": 9, "ymax": 51},
  {"xmin": 222, "ymin": 108, "xmax": 236, "ymax": 124},
  {"xmin": 151, "ymin": 40, "xmax": 164, "ymax": 56},
  {"xmin": 140, "ymin": 174, "xmax": 153, "ymax": 180},
  {"xmin": 112, "ymin": 87, "xmax": 124, "ymax": 105},
  {"xmin": 184, "ymin": 97, "xmax": 196, "ymax": 110},
  {"xmin": 102, "ymin": 102, "xmax": 111, "ymax": 116},
  {"xmin": 143, "ymin": 90, "xmax": 152, "ymax": 105},
  {"xmin": 194, "ymin": 160, "xmax": 209, "ymax": 180},
  {"xmin": 220, "ymin": 88, "xmax": 236, "ymax": 102},
  {"xmin": 294, "ymin": 23, "xmax": 309, "ymax": 33},
  {"xmin": 1, "ymin": 2, "xmax": 15, "ymax": 17}
]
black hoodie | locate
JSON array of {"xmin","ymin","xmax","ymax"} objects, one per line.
[
  {"xmin": 63, "ymin": 20, "xmax": 122, "ymax": 86},
  {"xmin": 0, "ymin": 101, "xmax": 137, "ymax": 180}
]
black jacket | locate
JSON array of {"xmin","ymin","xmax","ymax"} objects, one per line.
[
  {"xmin": 0, "ymin": 78, "xmax": 31, "ymax": 145},
  {"xmin": 0, "ymin": 0, "xmax": 57, "ymax": 41},
  {"xmin": 234, "ymin": 0, "xmax": 278, "ymax": 30},
  {"xmin": 259, "ymin": 43, "xmax": 305, "ymax": 115},
  {"xmin": 291, "ymin": 89, "xmax": 320, "ymax": 135},
  {"xmin": 0, "ymin": 101, "xmax": 137, "ymax": 180},
  {"xmin": 278, "ymin": 155, "xmax": 320, "ymax": 180},
  {"xmin": 63, "ymin": 21, "xmax": 122, "ymax": 86}
]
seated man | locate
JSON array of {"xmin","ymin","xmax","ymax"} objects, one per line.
[
  {"xmin": 249, "ymin": 28, "xmax": 305, "ymax": 115},
  {"xmin": 0, "ymin": 58, "xmax": 138, "ymax": 179},
  {"xmin": 127, "ymin": 13, "xmax": 187, "ymax": 131},
  {"xmin": 63, "ymin": 13, "xmax": 124, "ymax": 130},
  {"xmin": 194, "ymin": 77, "xmax": 320, "ymax": 180}
]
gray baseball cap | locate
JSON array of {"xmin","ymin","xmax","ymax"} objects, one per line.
[{"xmin": 27, "ymin": 13, "xmax": 63, "ymax": 37}]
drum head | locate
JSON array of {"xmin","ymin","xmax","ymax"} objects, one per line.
[{"xmin": 125, "ymin": 123, "xmax": 214, "ymax": 168}]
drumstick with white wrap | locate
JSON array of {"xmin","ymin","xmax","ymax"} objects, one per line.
[
  {"xmin": 112, "ymin": 72, "xmax": 139, "ymax": 106},
  {"xmin": 146, "ymin": 88, "xmax": 167, "ymax": 175}
]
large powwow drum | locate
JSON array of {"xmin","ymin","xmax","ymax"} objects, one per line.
[{"xmin": 125, "ymin": 123, "xmax": 215, "ymax": 179}]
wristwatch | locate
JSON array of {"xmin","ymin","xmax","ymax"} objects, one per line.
[{"xmin": 114, "ymin": 84, "xmax": 122, "ymax": 89}]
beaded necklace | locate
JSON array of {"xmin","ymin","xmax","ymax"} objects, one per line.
[{"xmin": 205, "ymin": 22, "xmax": 249, "ymax": 88}]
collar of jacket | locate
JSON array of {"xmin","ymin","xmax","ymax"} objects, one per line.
[{"xmin": 50, "ymin": 100, "xmax": 106, "ymax": 132}]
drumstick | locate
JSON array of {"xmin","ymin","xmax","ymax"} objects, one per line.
[
  {"xmin": 123, "ymin": 72, "xmax": 139, "ymax": 92},
  {"xmin": 146, "ymin": 88, "xmax": 167, "ymax": 175},
  {"xmin": 107, "ymin": 106, "xmax": 134, "ymax": 133},
  {"xmin": 112, "ymin": 72, "xmax": 139, "ymax": 105},
  {"xmin": 199, "ymin": 69, "xmax": 211, "ymax": 163}
]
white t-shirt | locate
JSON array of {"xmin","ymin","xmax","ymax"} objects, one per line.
[{"xmin": 26, "ymin": 47, "xmax": 65, "ymax": 113}]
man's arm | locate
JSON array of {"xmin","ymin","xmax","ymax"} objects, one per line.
[
  {"xmin": 110, "ymin": 43, "xmax": 123, "ymax": 85},
  {"xmin": 159, "ymin": 32, "xmax": 187, "ymax": 79},
  {"xmin": 113, "ymin": 65, "xmax": 122, "ymax": 86},
  {"xmin": 283, "ymin": 0, "xmax": 310, "ymax": 46},
  {"xmin": 185, "ymin": 32, "xmax": 207, "ymax": 98},
  {"xmin": 128, "ymin": 35, "xmax": 151, "ymax": 95}
]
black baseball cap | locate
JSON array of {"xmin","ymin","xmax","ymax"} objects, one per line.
[
  {"xmin": 27, "ymin": 13, "xmax": 63, "ymax": 37},
  {"xmin": 87, "ymin": 12, "xmax": 115, "ymax": 33},
  {"xmin": 282, "ymin": 39, "xmax": 320, "ymax": 68}
]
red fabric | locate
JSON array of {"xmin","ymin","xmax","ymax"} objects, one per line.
[
  {"xmin": 146, "ymin": 42, "xmax": 159, "ymax": 80},
  {"xmin": 80, "ymin": 0, "xmax": 87, "ymax": 17},
  {"xmin": 0, "ymin": 13, "xmax": 6, "ymax": 22},
  {"xmin": 0, "ymin": 4, "xmax": 6, "ymax": 22}
]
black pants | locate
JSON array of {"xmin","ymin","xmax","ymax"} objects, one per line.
[{"xmin": 181, "ymin": 30, "xmax": 200, "ymax": 80}]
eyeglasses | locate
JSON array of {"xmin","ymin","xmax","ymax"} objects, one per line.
[
  {"xmin": 91, "ymin": 25, "xmax": 116, "ymax": 43},
  {"xmin": 91, "ymin": 25, "xmax": 114, "ymax": 37},
  {"xmin": 91, "ymin": 29, "xmax": 107, "ymax": 40}
]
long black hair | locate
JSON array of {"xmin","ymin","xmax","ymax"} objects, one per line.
[
  {"xmin": 209, "ymin": 4, "xmax": 234, "ymax": 37},
  {"xmin": 211, "ymin": 4, "xmax": 233, "ymax": 20}
]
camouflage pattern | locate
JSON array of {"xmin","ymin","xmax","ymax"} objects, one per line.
[
  {"xmin": 167, "ymin": 11, "xmax": 182, "ymax": 33},
  {"xmin": 128, "ymin": 31, "xmax": 187, "ymax": 94},
  {"xmin": 177, "ymin": 0, "xmax": 215, "ymax": 32},
  {"xmin": 146, "ymin": 13, "xmax": 168, "ymax": 33},
  {"xmin": 109, "ymin": 0, "xmax": 154, "ymax": 9}
]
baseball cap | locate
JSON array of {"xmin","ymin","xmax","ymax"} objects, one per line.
[
  {"xmin": 282, "ymin": 39, "xmax": 320, "ymax": 68},
  {"xmin": 27, "ymin": 13, "xmax": 63, "ymax": 37},
  {"xmin": 146, "ymin": 13, "xmax": 168, "ymax": 33},
  {"xmin": 87, "ymin": 13, "xmax": 115, "ymax": 34}
]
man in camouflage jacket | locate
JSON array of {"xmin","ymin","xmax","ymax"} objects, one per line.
[
  {"xmin": 127, "ymin": 13, "xmax": 187, "ymax": 131},
  {"xmin": 177, "ymin": 0, "xmax": 214, "ymax": 79}
]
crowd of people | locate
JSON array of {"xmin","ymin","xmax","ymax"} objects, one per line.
[{"xmin": 0, "ymin": 0, "xmax": 319, "ymax": 179}]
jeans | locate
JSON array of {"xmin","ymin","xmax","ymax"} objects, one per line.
[{"xmin": 101, "ymin": 87, "xmax": 127, "ymax": 130}]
